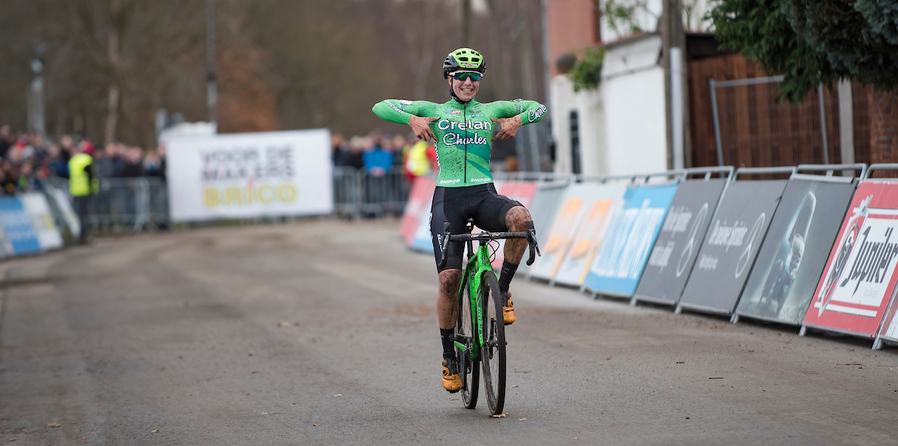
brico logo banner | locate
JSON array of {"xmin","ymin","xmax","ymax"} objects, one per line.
[
  {"xmin": 200, "ymin": 147, "xmax": 297, "ymax": 207},
  {"xmin": 166, "ymin": 130, "xmax": 333, "ymax": 221}
]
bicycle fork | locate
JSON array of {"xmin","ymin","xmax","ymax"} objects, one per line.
[{"xmin": 454, "ymin": 268, "xmax": 486, "ymax": 361}]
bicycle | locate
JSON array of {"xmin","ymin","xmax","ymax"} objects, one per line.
[{"xmin": 439, "ymin": 218, "xmax": 539, "ymax": 415}]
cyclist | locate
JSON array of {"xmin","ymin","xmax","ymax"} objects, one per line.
[{"xmin": 372, "ymin": 48, "xmax": 546, "ymax": 393}]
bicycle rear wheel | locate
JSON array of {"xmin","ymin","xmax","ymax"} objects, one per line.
[
  {"xmin": 455, "ymin": 275, "xmax": 479, "ymax": 409},
  {"xmin": 480, "ymin": 271, "xmax": 506, "ymax": 415}
]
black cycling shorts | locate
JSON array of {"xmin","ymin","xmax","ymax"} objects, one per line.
[{"xmin": 430, "ymin": 183, "xmax": 523, "ymax": 272}]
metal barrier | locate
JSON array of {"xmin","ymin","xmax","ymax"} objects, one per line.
[
  {"xmin": 333, "ymin": 166, "xmax": 411, "ymax": 219},
  {"xmin": 48, "ymin": 169, "xmax": 685, "ymax": 229},
  {"xmin": 48, "ymin": 176, "xmax": 169, "ymax": 233}
]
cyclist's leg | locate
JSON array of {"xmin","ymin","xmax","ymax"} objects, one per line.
[
  {"xmin": 430, "ymin": 187, "xmax": 465, "ymax": 331},
  {"xmin": 430, "ymin": 186, "xmax": 465, "ymax": 392},
  {"xmin": 475, "ymin": 184, "xmax": 533, "ymax": 324}
]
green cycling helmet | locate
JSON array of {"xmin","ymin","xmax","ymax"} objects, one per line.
[{"xmin": 442, "ymin": 48, "xmax": 486, "ymax": 78}]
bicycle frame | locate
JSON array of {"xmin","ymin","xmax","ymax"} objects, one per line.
[{"xmin": 453, "ymin": 241, "xmax": 493, "ymax": 361}]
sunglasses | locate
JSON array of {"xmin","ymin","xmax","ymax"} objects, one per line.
[{"xmin": 451, "ymin": 72, "xmax": 483, "ymax": 82}]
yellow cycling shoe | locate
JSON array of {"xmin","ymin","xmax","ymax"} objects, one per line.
[
  {"xmin": 503, "ymin": 292, "xmax": 516, "ymax": 325},
  {"xmin": 442, "ymin": 358, "xmax": 462, "ymax": 393}
]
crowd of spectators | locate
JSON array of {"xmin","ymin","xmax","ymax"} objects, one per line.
[
  {"xmin": 331, "ymin": 132, "xmax": 438, "ymax": 183},
  {"xmin": 330, "ymin": 130, "xmax": 521, "ymax": 184},
  {"xmin": 0, "ymin": 124, "xmax": 166, "ymax": 196}
]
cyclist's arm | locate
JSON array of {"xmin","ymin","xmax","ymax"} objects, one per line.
[
  {"xmin": 372, "ymin": 99, "xmax": 434, "ymax": 125},
  {"xmin": 487, "ymin": 99, "xmax": 548, "ymax": 125},
  {"xmin": 487, "ymin": 100, "xmax": 547, "ymax": 140},
  {"xmin": 373, "ymin": 99, "xmax": 440, "ymax": 141}
]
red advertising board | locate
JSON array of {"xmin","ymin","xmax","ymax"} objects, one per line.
[
  {"xmin": 877, "ymin": 291, "xmax": 898, "ymax": 343},
  {"xmin": 399, "ymin": 176, "xmax": 436, "ymax": 246},
  {"xmin": 802, "ymin": 181, "xmax": 898, "ymax": 337}
]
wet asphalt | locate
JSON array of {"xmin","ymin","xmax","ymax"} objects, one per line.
[{"xmin": 1, "ymin": 219, "xmax": 896, "ymax": 445}]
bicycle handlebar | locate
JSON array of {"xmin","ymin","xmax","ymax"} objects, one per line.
[{"xmin": 437, "ymin": 220, "xmax": 541, "ymax": 270}]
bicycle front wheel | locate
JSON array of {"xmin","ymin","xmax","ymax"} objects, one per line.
[
  {"xmin": 456, "ymin": 274, "xmax": 479, "ymax": 409},
  {"xmin": 480, "ymin": 270, "xmax": 506, "ymax": 415}
]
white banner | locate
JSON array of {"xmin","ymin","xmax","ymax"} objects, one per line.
[{"xmin": 166, "ymin": 130, "xmax": 333, "ymax": 221}]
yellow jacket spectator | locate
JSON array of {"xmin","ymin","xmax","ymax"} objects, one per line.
[{"xmin": 68, "ymin": 141, "xmax": 96, "ymax": 244}]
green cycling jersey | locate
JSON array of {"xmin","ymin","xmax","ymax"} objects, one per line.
[{"xmin": 372, "ymin": 98, "xmax": 546, "ymax": 187}]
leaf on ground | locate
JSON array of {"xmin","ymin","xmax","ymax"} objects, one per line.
[
  {"xmin": 488, "ymin": 412, "xmax": 508, "ymax": 418},
  {"xmin": 606, "ymin": 357, "xmax": 611, "ymax": 360},
  {"xmin": 277, "ymin": 322, "xmax": 298, "ymax": 327},
  {"xmin": 48, "ymin": 422, "xmax": 61, "ymax": 428}
]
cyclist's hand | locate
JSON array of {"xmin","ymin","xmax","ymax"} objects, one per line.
[
  {"xmin": 409, "ymin": 116, "xmax": 439, "ymax": 142},
  {"xmin": 491, "ymin": 116, "xmax": 522, "ymax": 140}
]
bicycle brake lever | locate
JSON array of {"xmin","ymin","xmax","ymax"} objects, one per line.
[
  {"xmin": 438, "ymin": 222, "xmax": 452, "ymax": 270},
  {"xmin": 526, "ymin": 221, "xmax": 540, "ymax": 266}
]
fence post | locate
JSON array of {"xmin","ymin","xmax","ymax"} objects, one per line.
[{"xmin": 709, "ymin": 78, "xmax": 724, "ymax": 166}]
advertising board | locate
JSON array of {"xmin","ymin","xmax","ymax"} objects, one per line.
[
  {"xmin": 527, "ymin": 184, "xmax": 594, "ymax": 281},
  {"xmin": 583, "ymin": 183, "xmax": 679, "ymax": 297},
  {"xmin": 802, "ymin": 181, "xmax": 898, "ymax": 337},
  {"xmin": 0, "ymin": 197, "xmax": 40, "ymax": 256},
  {"xmin": 553, "ymin": 183, "xmax": 627, "ymax": 287},
  {"xmin": 633, "ymin": 179, "xmax": 726, "ymax": 305},
  {"xmin": 400, "ymin": 176, "xmax": 436, "ymax": 246},
  {"xmin": 737, "ymin": 178, "xmax": 855, "ymax": 325},
  {"xmin": 678, "ymin": 180, "xmax": 786, "ymax": 314},
  {"xmin": 166, "ymin": 129, "xmax": 333, "ymax": 221},
  {"xmin": 20, "ymin": 193, "xmax": 64, "ymax": 250}
]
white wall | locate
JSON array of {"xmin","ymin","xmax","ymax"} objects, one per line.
[
  {"xmin": 550, "ymin": 76, "xmax": 606, "ymax": 176},
  {"xmin": 550, "ymin": 33, "xmax": 668, "ymax": 177},
  {"xmin": 602, "ymin": 33, "xmax": 668, "ymax": 175}
]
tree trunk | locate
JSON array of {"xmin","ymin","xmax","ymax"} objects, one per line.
[
  {"xmin": 461, "ymin": 0, "xmax": 471, "ymax": 46},
  {"xmin": 104, "ymin": 0, "xmax": 122, "ymax": 144},
  {"xmin": 486, "ymin": 0, "xmax": 508, "ymax": 99}
]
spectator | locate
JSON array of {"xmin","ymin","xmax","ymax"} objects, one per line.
[
  {"xmin": 95, "ymin": 143, "xmax": 116, "ymax": 179},
  {"xmin": 107, "ymin": 142, "xmax": 128, "ymax": 177},
  {"xmin": 17, "ymin": 160, "xmax": 35, "ymax": 192},
  {"xmin": 68, "ymin": 141, "xmax": 96, "ymax": 245},
  {"xmin": 401, "ymin": 136, "xmax": 437, "ymax": 182},
  {"xmin": 0, "ymin": 160, "xmax": 15, "ymax": 195},
  {"xmin": 390, "ymin": 134, "xmax": 406, "ymax": 169},
  {"xmin": 143, "ymin": 150, "xmax": 164, "ymax": 177},
  {"xmin": 331, "ymin": 133, "xmax": 350, "ymax": 167},
  {"xmin": 0, "ymin": 125, "xmax": 13, "ymax": 158},
  {"xmin": 120, "ymin": 146, "xmax": 145, "ymax": 177},
  {"xmin": 341, "ymin": 136, "xmax": 365, "ymax": 170},
  {"xmin": 362, "ymin": 135, "xmax": 393, "ymax": 177},
  {"xmin": 156, "ymin": 144, "xmax": 166, "ymax": 179},
  {"xmin": 57, "ymin": 135, "xmax": 76, "ymax": 177}
]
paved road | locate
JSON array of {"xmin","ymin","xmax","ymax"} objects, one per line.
[{"xmin": 1, "ymin": 220, "xmax": 896, "ymax": 445}]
